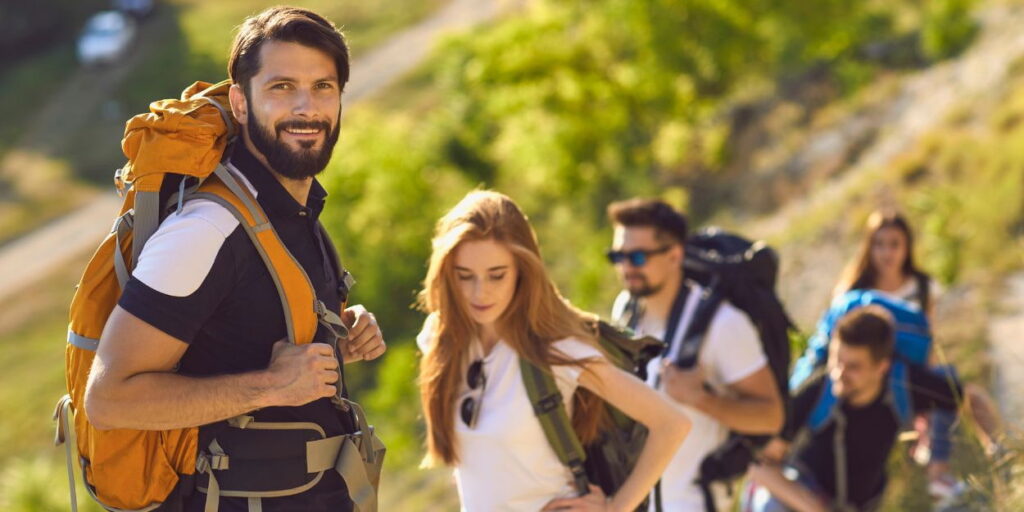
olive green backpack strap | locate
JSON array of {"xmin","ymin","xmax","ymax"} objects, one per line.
[{"xmin": 518, "ymin": 358, "xmax": 590, "ymax": 495}]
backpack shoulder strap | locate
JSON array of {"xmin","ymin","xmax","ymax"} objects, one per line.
[
  {"xmin": 915, "ymin": 273, "xmax": 931, "ymax": 314},
  {"xmin": 316, "ymin": 222, "xmax": 356, "ymax": 308},
  {"xmin": 666, "ymin": 286, "xmax": 721, "ymax": 368},
  {"xmin": 808, "ymin": 376, "xmax": 839, "ymax": 432},
  {"xmin": 518, "ymin": 358, "xmax": 590, "ymax": 496},
  {"xmin": 189, "ymin": 164, "xmax": 319, "ymax": 345},
  {"xmin": 886, "ymin": 361, "xmax": 914, "ymax": 428},
  {"xmin": 661, "ymin": 282, "xmax": 691, "ymax": 352}
]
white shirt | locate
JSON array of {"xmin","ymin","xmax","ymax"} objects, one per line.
[
  {"xmin": 615, "ymin": 285, "xmax": 767, "ymax": 511},
  {"xmin": 417, "ymin": 315, "xmax": 603, "ymax": 511},
  {"xmin": 871, "ymin": 276, "xmax": 941, "ymax": 312}
]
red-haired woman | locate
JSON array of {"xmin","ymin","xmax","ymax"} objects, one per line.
[{"xmin": 417, "ymin": 191, "xmax": 690, "ymax": 511}]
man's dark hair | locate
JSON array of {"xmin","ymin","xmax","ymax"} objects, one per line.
[
  {"xmin": 834, "ymin": 306, "xmax": 895, "ymax": 362},
  {"xmin": 228, "ymin": 6, "xmax": 350, "ymax": 96},
  {"xmin": 607, "ymin": 198, "xmax": 688, "ymax": 244}
]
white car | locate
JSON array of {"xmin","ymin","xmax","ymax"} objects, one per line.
[
  {"xmin": 114, "ymin": 0, "xmax": 156, "ymax": 19},
  {"xmin": 77, "ymin": 11, "xmax": 137, "ymax": 66}
]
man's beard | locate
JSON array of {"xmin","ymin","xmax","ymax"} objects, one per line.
[
  {"xmin": 626, "ymin": 274, "xmax": 663, "ymax": 297},
  {"xmin": 246, "ymin": 108, "xmax": 340, "ymax": 180}
]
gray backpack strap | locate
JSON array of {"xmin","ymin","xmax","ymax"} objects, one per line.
[{"xmin": 519, "ymin": 358, "xmax": 590, "ymax": 495}]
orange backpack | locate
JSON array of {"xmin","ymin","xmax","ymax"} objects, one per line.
[{"xmin": 53, "ymin": 80, "xmax": 384, "ymax": 512}]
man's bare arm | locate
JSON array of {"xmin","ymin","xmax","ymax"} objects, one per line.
[
  {"xmin": 84, "ymin": 305, "xmax": 339, "ymax": 430},
  {"xmin": 663, "ymin": 364, "xmax": 784, "ymax": 434}
]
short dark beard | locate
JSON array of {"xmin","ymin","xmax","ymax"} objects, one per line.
[
  {"xmin": 245, "ymin": 98, "xmax": 340, "ymax": 180},
  {"xmin": 626, "ymin": 276, "xmax": 663, "ymax": 298}
]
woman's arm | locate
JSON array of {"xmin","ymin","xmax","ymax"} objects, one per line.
[{"xmin": 543, "ymin": 359, "xmax": 690, "ymax": 512}]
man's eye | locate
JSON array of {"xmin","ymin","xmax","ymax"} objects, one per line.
[
  {"xmin": 271, "ymin": 83, "xmax": 291, "ymax": 90},
  {"xmin": 315, "ymin": 82, "xmax": 335, "ymax": 90}
]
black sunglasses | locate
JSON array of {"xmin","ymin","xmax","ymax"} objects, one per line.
[
  {"xmin": 606, "ymin": 245, "xmax": 672, "ymax": 267},
  {"xmin": 460, "ymin": 359, "xmax": 486, "ymax": 428}
]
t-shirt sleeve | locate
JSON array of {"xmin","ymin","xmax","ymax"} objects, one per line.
[
  {"xmin": 552, "ymin": 337, "xmax": 605, "ymax": 384},
  {"xmin": 908, "ymin": 363, "xmax": 963, "ymax": 412},
  {"xmin": 610, "ymin": 290, "xmax": 631, "ymax": 326},
  {"xmin": 117, "ymin": 200, "xmax": 240, "ymax": 343},
  {"xmin": 706, "ymin": 302, "xmax": 768, "ymax": 385},
  {"xmin": 416, "ymin": 313, "xmax": 439, "ymax": 353}
]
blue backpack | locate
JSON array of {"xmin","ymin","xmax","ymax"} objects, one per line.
[{"xmin": 790, "ymin": 289, "xmax": 932, "ymax": 390}]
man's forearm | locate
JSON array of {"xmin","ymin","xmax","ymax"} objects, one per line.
[
  {"xmin": 86, "ymin": 369, "xmax": 275, "ymax": 430},
  {"xmin": 695, "ymin": 391, "xmax": 783, "ymax": 434}
]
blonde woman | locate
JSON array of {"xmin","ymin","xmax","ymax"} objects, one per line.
[{"xmin": 417, "ymin": 191, "xmax": 690, "ymax": 511}]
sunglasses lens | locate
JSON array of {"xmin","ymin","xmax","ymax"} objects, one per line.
[
  {"xmin": 467, "ymin": 360, "xmax": 484, "ymax": 389},
  {"xmin": 628, "ymin": 251, "xmax": 647, "ymax": 267},
  {"xmin": 606, "ymin": 250, "xmax": 624, "ymax": 264},
  {"xmin": 460, "ymin": 396, "xmax": 476, "ymax": 426}
]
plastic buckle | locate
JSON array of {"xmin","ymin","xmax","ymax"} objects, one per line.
[
  {"xmin": 210, "ymin": 454, "xmax": 230, "ymax": 471},
  {"xmin": 195, "ymin": 453, "xmax": 210, "ymax": 474},
  {"xmin": 568, "ymin": 459, "xmax": 589, "ymax": 492},
  {"xmin": 534, "ymin": 392, "xmax": 563, "ymax": 415}
]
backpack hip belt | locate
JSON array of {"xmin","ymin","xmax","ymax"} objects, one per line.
[{"xmin": 194, "ymin": 400, "xmax": 385, "ymax": 512}]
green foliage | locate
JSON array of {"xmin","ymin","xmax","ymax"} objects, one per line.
[
  {"xmin": 0, "ymin": 455, "xmax": 103, "ymax": 512},
  {"xmin": 362, "ymin": 343, "xmax": 423, "ymax": 467},
  {"xmin": 921, "ymin": 0, "xmax": 978, "ymax": 61},
  {"xmin": 317, "ymin": 0, "xmax": 987, "ymax": 484}
]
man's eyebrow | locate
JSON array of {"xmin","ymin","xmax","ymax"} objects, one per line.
[{"xmin": 263, "ymin": 75, "xmax": 339, "ymax": 84}]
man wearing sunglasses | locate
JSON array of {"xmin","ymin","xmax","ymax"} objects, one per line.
[{"xmin": 607, "ymin": 198, "xmax": 784, "ymax": 511}]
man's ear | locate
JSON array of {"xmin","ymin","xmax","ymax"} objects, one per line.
[
  {"xmin": 669, "ymin": 243, "xmax": 684, "ymax": 266},
  {"xmin": 228, "ymin": 83, "xmax": 248, "ymax": 125},
  {"xmin": 876, "ymin": 357, "xmax": 892, "ymax": 378}
]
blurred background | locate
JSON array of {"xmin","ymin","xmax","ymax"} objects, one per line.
[{"xmin": 1, "ymin": 0, "xmax": 1022, "ymax": 510}]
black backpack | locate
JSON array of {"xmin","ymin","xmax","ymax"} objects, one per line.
[
  {"xmin": 619, "ymin": 228, "xmax": 795, "ymax": 511},
  {"xmin": 520, "ymin": 321, "xmax": 664, "ymax": 511}
]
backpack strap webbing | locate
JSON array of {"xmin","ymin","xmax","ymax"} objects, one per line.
[
  {"xmin": 915, "ymin": 273, "xmax": 931, "ymax": 315},
  {"xmin": 316, "ymin": 223, "xmax": 356, "ymax": 308},
  {"xmin": 519, "ymin": 358, "xmax": 590, "ymax": 496},
  {"xmin": 188, "ymin": 165, "xmax": 319, "ymax": 345}
]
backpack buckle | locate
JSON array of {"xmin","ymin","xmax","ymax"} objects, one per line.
[
  {"xmin": 567, "ymin": 458, "xmax": 589, "ymax": 494},
  {"xmin": 533, "ymin": 392, "xmax": 563, "ymax": 415}
]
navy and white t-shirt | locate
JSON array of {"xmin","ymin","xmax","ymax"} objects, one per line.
[{"xmin": 119, "ymin": 143, "xmax": 354, "ymax": 511}]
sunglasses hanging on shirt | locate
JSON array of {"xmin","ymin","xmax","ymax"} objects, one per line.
[{"xmin": 460, "ymin": 359, "xmax": 486, "ymax": 428}]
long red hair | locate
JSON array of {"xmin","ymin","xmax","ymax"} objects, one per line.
[{"xmin": 417, "ymin": 190, "xmax": 606, "ymax": 466}]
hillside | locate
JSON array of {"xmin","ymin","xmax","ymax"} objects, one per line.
[{"xmin": 1, "ymin": 0, "xmax": 1022, "ymax": 510}]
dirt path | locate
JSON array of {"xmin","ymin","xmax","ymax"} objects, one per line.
[
  {"xmin": 746, "ymin": 5, "xmax": 1024, "ymax": 327},
  {"xmin": 989, "ymin": 273, "xmax": 1024, "ymax": 427},
  {"xmin": 0, "ymin": 0, "xmax": 509, "ymax": 303},
  {"xmin": 753, "ymin": 5, "xmax": 1024, "ymax": 243}
]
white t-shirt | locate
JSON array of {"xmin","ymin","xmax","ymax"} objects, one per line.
[
  {"xmin": 870, "ymin": 276, "xmax": 941, "ymax": 313},
  {"xmin": 615, "ymin": 285, "xmax": 767, "ymax": 511},
  {"xmin": 417, "ymin": 315, "xmax": 604, "ymax": 512}
]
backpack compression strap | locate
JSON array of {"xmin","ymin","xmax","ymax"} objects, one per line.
[{"xmin": 519, "ymin": 359, "xmax": 590, "ymax": 496}]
